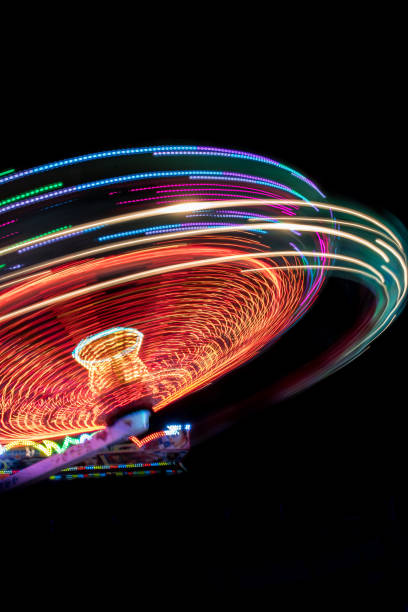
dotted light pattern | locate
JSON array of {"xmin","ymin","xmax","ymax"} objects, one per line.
[
  {"xmin": 0, "ymin": 423, "xmax": 191, "ymax": 457},
  {"xmin": 0, "ymin": 433, "xmax": 95, "ymax": 457},
  {"xmin": 49, "ymin": 465, "xmax": 182, "ymax": 481},
  {"xmin": 0, "ymin": 146, "xmax": 406, "ymax": 444},
  {"xmin": 0, "ymin": 182, "xmax": 63, "ymax": 209},
  {"xmin": 0, "ymin": 462, "xmax": 175, "ymax": 475},
  {"xmin": 0, "ymin": 470, "xmax": 179, "ymax": 479}
]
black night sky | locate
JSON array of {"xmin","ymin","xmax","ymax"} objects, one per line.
[{"xmin": 0, "ymin": 34, "xmax": 406, "ymax": 607}]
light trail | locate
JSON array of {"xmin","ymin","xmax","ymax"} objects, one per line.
[{"xmin": 0, "ymin": 146, "xmax": 405, "ymax": 444}]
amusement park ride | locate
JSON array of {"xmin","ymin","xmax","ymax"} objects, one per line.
[{"xmin": 0, "ymin": 146, "xmax": 406, "ymax": 491}]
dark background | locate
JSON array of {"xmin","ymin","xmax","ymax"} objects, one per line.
[{"xmin": 0, "ymin": 30, "xmax": 406, "ymax": 607}]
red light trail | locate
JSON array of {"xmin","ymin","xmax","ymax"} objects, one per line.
[{"xmin": 0, "ymin": 146, "xmax": 405, "ymax": 449}]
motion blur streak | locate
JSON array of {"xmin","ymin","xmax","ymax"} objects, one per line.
[{"xmin": 0, "ymin": 146, "xmax": 406, "ymax": 444}]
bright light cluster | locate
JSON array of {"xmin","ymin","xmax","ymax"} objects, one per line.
[
  {"xmin": 0, "ymin": 432, "xmax": 95, "ymax": 457},
  {"xmin": 0, "ymin": 423, "xmax": 191, "ymax": 457},
  {"xmin": 72, "ymin": 327, "xmax": 148, "ymax": 396},
  {"xmin": 0, "ymin": 146, "xmax": 406, "ymax": 444}
]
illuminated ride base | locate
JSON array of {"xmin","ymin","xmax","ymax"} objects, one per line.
[
  {"xmin": 0, "ymin": 424, "xmax": 191, "ymax": 483},
  {"xmin": 0, "ymin": 146, "xmax": 406, "ymax": 489}
]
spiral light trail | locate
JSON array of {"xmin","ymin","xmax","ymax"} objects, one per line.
[{"xmin": 0, "ymin": 146, "xmax": 406, "ymax": 447}]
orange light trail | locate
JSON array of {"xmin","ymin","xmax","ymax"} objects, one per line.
[
  {"xmin": 0, "ymin": 240, "xmax": 308, "ymax": 440},
  {"xmin": 0, "ymin": 145, "xmax": 405, "ymax": 446}
]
